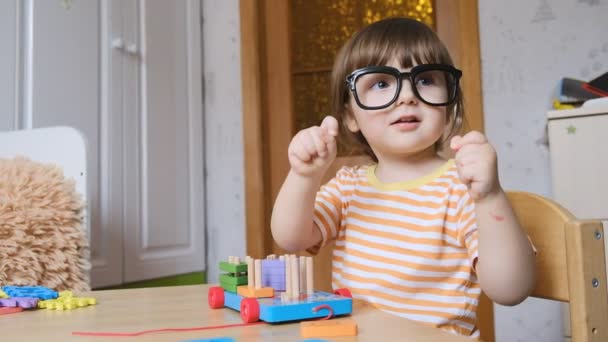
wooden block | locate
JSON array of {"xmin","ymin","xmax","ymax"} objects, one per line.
[
  {"xmin": 237, "ymin": 285, "xmax": 274, "ymax": 298},
  {"xmin": 300, "ymin": 319, "xmax": 358, "ymax": 338},
  {"xmin": 219, "ymin": 261, "xmax": 248, "ymax": 274}
]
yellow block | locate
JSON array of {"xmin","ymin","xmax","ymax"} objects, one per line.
[
  {"xmin": 237, "ymin": 285, "xmax": 274, "ymax": 298},
  {"xmin": 38, "ymin": 291, "xmax": 97, "ymax": 311},
  {"xmin": 300, "ymin": 318, "xmax": 358, "ymax": 338}
]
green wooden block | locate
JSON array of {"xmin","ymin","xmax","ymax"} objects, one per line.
[
  {"xmin": 220, "ymin": 281, "xmax": 238, "ymax": 293},
  {"xmin": 219, "ymin": 261, "xmax": 247, "ymax": 274},
  {"xmin": 220, "ymin": 273, "xmax": 248, "ymax": 286}
]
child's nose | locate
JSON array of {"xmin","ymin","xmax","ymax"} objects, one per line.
[{"xmin": 396, "ymin": 78, "xmax": 418, "ymax": 105}]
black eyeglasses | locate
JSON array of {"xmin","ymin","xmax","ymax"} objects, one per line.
[{"xmin": 345, "ymin": 64, "xmax": 462, "ymax": 109}]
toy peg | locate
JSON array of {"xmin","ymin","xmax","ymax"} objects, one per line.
[
  {"xmin": 286, "ymin": 255, "xmax": 292, "ymax": 298},
  {"xmin": 247, "ymin": 257, "xmax": 254, "ymax": 288},
  {"xmin": 254, "ymin": 259, "xmax": 262, "ymax": 289},
  {"xmin": 299, "ymin": 256, "xmax": 306, "ymax": 294},
  {"xmin": 291, "ymin": 255, "xmax": 300, "ymax": 298},
  {"xmin": 234, "ymin": 256, "xmax": 240, "ymax": 264},
  {"xmin": 306, "ymin": 256, "xmax": 314, "ymax": 295}
]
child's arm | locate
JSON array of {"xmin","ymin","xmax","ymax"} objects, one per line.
[
  {"xmin": 473, "ymin": 190, "xmax": 536, "ymax": 306},
  {"xmin": 271, "ymin": 116, "xmax": 339, "ymax": 252},
  {"xmin": 451, "ymin": 132, "xmax": 536, "ymax": 306}
]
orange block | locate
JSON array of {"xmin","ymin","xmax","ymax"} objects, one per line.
[
  {"xmin": 237, "ymin": 285, "xmax": 274, "ymax": 298},
  {"xmin": 300, "ymin": 319, "xmax": 358, "ymax": 338}
]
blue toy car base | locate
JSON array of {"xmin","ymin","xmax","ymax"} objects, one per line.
[{"xmin": 209, "ymin": 286, "xmax": 352, "ymax": 324}]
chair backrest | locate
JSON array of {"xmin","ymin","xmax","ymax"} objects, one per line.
[
  {"xmin": 507, "ymin": 191, "xmax": 608, "ymax": 342},
  {"xmin": 0, "ymin": 126, "xmax": 88, "ymax": 233}
]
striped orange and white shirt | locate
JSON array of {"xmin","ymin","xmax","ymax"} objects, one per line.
[{"xmin": 311, "ymin": 159, "xmax": 481, "ymax": 337}]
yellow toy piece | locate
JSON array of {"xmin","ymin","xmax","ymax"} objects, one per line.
[
  {"xmin": 552, "ymin": 100, "xmax": 576, "ymax": 110},
  {"xmin": 0, "ymin": 289, "xmax": 8, "ymax": 298},
  {"xmin": 38, "ymin": 291, "xmax": 97, "ymax": 310}
]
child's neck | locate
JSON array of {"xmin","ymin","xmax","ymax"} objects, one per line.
[{"xmin": 374, "ymin": 149, "xmax": 447, "ymax": 184}]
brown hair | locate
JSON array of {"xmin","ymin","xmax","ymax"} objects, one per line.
[{"xmin": 330, "ymin": 17, "xmax": 464, "ymax": 162}]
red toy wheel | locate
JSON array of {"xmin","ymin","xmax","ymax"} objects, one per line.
[
  {"xmin": 334, "ymin": 288, "xmax": 352, "ymax": 298},
  {"xmin": 240, "ymin": 298, "xmax": 260, "ymax": 323},
  {"xmin": 208, "ymin": 286, "xmax": 225, "ymax": 309}
]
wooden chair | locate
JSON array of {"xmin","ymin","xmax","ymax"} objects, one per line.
[{"xmin": 478, "ymin": 191, "xmax": 608, "ymax": 342}]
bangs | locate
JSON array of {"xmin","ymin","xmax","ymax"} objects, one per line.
[{"xmin": 345, "ymin": 18, "xmax": 453, "ymax": 72}]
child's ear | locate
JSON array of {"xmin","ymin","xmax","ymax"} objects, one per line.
[{"xmin": 343, "ymin": 106, "xmax": 360, "ymax": 132}]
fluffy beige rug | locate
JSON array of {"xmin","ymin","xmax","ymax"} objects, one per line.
[{"xmin": 0, "ymin": 156, "xmax": 90, "ymax": 292}]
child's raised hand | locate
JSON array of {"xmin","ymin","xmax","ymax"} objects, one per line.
[
  {"xmin": 288, "ymin": 116, "xmax": 339, "ymax": 177},
  {"xmin": 450, "ymin": 131, "xmax": 501, "ymax": 201}
]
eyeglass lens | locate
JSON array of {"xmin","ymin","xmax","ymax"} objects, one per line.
[{"xmin": 354, "ymin": 69, "xmax": 455, "ymax": 107}]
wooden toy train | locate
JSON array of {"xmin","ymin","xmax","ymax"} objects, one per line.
[{"xmin": 208, "ymin": 255, "xmax": 353, "ymax": 323}]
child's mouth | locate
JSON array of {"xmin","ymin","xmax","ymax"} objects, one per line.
[{"xmin": 391, "ymin": 116, "xmax": 420, "ymax": 130}]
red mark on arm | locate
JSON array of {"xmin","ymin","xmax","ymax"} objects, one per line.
[{"xmin": 490, "ymin": 211, "xmax": 505, "ymax": 221}]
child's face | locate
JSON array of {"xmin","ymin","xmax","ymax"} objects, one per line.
[{"xmin": 345, "ymin": 58, "xmax": 448, "ymax": 161}]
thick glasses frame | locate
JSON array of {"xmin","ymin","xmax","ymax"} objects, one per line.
[{"xmin": 345, "ymin": 63, "xmax": 462, "ymax": 109}]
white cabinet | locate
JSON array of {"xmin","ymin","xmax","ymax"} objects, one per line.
[
  {"xmin": 548, "ymin": 106, "xmax": 608, "ymax": 220},
  {"xmin": 547, "ymin": 102, "xmax": 608, "ymax": 342},
  {"xmin": 0, "ymin": 0, "xmax": 205, "ymax": 288}
]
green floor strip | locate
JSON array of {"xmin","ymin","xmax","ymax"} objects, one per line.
[{"xmin": 97, "ymin": 271, "xmax": 206, "ymax": 290}]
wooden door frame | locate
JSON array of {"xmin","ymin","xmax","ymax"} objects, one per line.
[{"xmin": 239, "ymin": 1, "xmax": 492, "ymax": 340}]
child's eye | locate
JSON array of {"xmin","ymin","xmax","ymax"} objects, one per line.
[
  {"xmin": 415, "ymin": 70, "xmax": 446, "ymax": 88},
  {"xmin": 356, "ymin": 73, "xmax": 396, "ymax": 94},
  {"xmin": 372, "ymin": 80, "xmax": 390, "ymax": 89},
  {"xmin": 416, "ymin": 76, "xmax": 435, "ymax": 86}
]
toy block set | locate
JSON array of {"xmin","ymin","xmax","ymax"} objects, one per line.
[
  {"xmin": 209, "ymin": 254, "xmax": 355, "ymax": 334},
  {"xmin": 0, "ymin": 285, "xmax": 96, "ymax": 315}
]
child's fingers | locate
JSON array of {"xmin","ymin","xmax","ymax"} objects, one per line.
[
  {"xmin": 320, "ymin": 116, "xmax": 339, "ymax": 137},
  {"xmin": 455, "ymin": 162, "xmax": 474, "ymax": 187},
  {"xmin": 452, "ymin": 131, "xmax": 486, "ymax": 150},
  {"xmin": 463, "ymin": 131, "xmax": 487, "ymax": 144},
  {"xmin": 325, "ymin": 134, "xmax": 337, "ymax": 157},
  {"xmin": 309, "ymin": 128, "xmax": 329, "ymax": 157},
  {"xmin": 450, "ymin": 135, "xmax": 462, "ymax": 151},
  {"xmin": 298, "ymin": 131, "xmax": 319, "ymax": 158},
  {"xmin": 289, "ymin": 141, "xmax": 313, "ymax": 162},
  {"xmin": 290, "ymin": 155, "xmax": 311, "ymax": 171},
  {"xmin": 454, "ymin": 146, "xmax": 477, "ymax": 167}
]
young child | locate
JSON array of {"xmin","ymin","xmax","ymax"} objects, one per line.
[{"xmin": 271, "ymin": 17, "xmax": 536, "ymax": 337}]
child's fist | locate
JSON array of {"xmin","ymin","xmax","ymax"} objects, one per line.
[
  {"xmin": 288, "ymin": 116, "xmax": 339, "ymax": 177},
  {"xmin": 451, "ymin": 131, "xmax": 500, "ymax": 201}
]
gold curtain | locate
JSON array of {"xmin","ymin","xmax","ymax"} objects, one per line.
[{"xmin": 291, "ymin": 0, "xmax": 435, "ymax": 140}]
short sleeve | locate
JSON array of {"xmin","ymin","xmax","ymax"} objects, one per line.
[
  {"xmin": 306, "ymin": 167, "xmax": 350, "ymax": 255},
  {"xmin": 456, "ymin": 191, "xmax": 479, "ymax": 270}
]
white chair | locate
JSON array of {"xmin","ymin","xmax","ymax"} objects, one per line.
[
  {"xmin": 0, "ymin": 126, "xmax": 88, "ymax": 233},
  {"xmin": 0, "ymin": 126, "xmax": 90, "ymax": 291}
]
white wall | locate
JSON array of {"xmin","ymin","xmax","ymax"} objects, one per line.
[
  {"xmin": 0, "ymin": 1, "xmax": 17, "ymax": 131},
  {"xmin": 478, "ymin": 0, "xmax": 608, "ymax": 341},
  {"xmin": 201, "ymin": 0, "xmax": 246, "ymax": 283}
]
